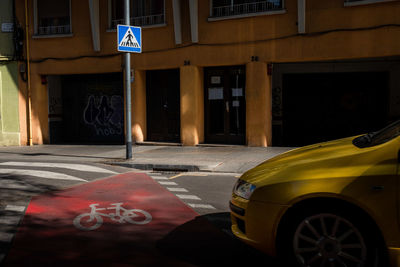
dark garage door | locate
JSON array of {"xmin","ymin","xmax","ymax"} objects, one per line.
[
  {"xmin": 58, "ymin": 73, "xmax": 124, "ymax": 144},
  {"xmin": 278, "ymin": 72, "xmax": 389, "ymax": 147}
]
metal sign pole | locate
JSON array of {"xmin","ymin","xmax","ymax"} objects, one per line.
[{"xmin": 124, "ymin": 0, "xmax": 132, "ymax": 159}]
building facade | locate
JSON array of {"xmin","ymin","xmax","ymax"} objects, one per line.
[
  {"xmin": 15, "ymin": 0, "xmax": 400, "ymax": 146},
  {"xmin": 0, "ymin": 0, "xmax": 21, "ymax": 146}
]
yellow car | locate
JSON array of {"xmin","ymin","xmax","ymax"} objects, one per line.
[{"xmin": 230, "ymin": 120, "xmax": 400, "ymax": 267}]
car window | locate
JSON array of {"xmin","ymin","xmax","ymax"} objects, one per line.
[{"xmin": 353, "ymin": 120, "xmax": 400, "ymax": 148}]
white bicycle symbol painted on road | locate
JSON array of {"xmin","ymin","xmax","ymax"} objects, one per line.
[{"xmin": 73, "ymin": 203, "xmax": 152, "ymax": 231}]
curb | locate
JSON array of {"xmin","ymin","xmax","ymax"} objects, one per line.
[{"xmin": 111, "ymin": 162, "xmax": 216, "ymax": 172}]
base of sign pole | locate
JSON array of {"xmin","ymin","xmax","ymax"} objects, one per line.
[{"xmin": 126, "ymin": 141, "xmax": 132, "ymax": 159}]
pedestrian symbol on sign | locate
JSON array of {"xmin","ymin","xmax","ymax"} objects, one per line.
[
  {"xmin": 119, "ymin": 28, "xmax": 139, "ymax": 48},
  {"xmin": 117, "ymin": 25, "xmax": 142, "ymax": 53}
]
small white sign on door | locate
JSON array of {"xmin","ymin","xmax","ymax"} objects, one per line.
[
  {"xmin": 232, "ymin": 100, "xmax": 240, "ymax": 107},
  {"xmin": 232, "ymin": 88, "xmax": 243, "ymax": 97},
  {"xmin": 208, "ymin": 87, "xmax": 224, "ymax": 100},
  {"xmin": 211, "ymin": 76, "xmax": 221, "ymax": 84}
]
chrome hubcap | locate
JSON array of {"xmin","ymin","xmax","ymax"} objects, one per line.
[{"xmin": 293, "ymin": 213, "xmax": 366, "ymax": 267}]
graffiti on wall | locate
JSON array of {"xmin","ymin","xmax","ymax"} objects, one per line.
[
  {"xmin": 83, "ymin": 95, "xmax": 123, "ymax": 136},
  {"xmin": 49, "ymin": 96, "xmax": 62, "ymax": 115}
]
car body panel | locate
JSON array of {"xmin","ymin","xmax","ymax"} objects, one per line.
[{"xmin": 231, "ymin": 134, "xmax": 400, "ymax": 265}]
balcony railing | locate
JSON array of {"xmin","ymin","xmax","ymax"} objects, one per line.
[
  {"xmin": 111, "ymin": 14, "xmax": 165, "ymax": 28},
  {"xmin": 38, "ymin": 25, "xmax": 71, "ymax": 35},
  {"xmin": 211, "ymin": 1, "xmax": 283, "ymax": 18}
]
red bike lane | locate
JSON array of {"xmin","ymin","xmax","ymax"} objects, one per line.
[{"xmin": 4, "ymin": 172, "xmax": 203, "ymax": 266}]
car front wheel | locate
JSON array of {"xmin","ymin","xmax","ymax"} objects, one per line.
[{"xmin": 279, "ymin": 208, "xmax": 383, "ymax": 267}]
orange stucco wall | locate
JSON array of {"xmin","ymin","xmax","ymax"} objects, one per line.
[
  {"xmin": 132, "ymin": 69, "xmax": 146, "ymax": 142},
  {"xmin": 15, "ymin": 0, "xmax": 400, "ymax": 145},
  {"xmin": 180, "ymin": 65, "xmax": 204, "ymax": 146},
  {"xmin": 246, "ymin": 62, "xmax": 272, "ymax": 147}
]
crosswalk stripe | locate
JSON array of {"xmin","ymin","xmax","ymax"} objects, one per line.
[
  {"xmin": 151, "ymin": 176, "xmax": 169, "ymax": 180},
  {"xmin": 176, "ymin": 194, "xmax": 201, "ymax": 200},
  {"xmin": 0, "ymin": 215, "xmax": 21, "ymax": 225},
  {"xmin": 0, "ymin": 232, "xmax": 14, "ymax": 243},
  {"xmin": 158, "ymin": 181, "xmax": 177, "ymax": 185},
  {"xmin": 0, "ymin": 162, "xmax": 116, "ymax": 174},
  {"xmin": 188, "ymin": 204, "xmax": 216, "ymax": 209},
  {"xmin": 0, "ymin": 180, "xmax": 32, "ymax": 190},
  {"xmin": 5, "ymin": 205, "xmax": 25, "ymax": 212},
  {"xmin": 0, "ymin": 169, "xmax": 88, "ymax": 182},
  {"xmin": 167, "ymin": 187, "xmax": 188, "ymax": 192}
]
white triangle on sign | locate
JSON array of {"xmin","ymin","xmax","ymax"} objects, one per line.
[{"xmin": 119, "ymin": 28, "xmax": 140, "ymax": 48}]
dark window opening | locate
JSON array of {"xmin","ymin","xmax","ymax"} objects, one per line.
[
  {"xmin": 36, "ymin": 0, "xmax": 71, "ymax": 35},
  {"xmin": 210, "ymin": 0, "xmax": 283, "ymax": 18},
  {"xmin": 110, "ymin": 0, "xmax": 165, "ymax": 28}
]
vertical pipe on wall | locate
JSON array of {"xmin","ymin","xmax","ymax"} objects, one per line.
[
  {"xmin": 297, "ymin": 0, "xmax": 306, "ymax": 34},
  {"xmin": 25, "ymin": 0, "xmax": 33, "ymax": 146}
]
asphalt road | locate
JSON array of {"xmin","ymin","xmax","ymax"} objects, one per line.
[{"xmin": 0, "ymin": 159, "xmax": 281, "ymax": 266}]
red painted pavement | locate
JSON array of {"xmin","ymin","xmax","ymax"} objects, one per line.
[{"xmin": 4, "ymin": 172, "xmax": 200, "ymax": 266}]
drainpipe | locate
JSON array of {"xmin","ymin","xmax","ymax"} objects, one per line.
[{"xmin": 24, "ymin": 0, "xmax": 33, "ymax": 146}]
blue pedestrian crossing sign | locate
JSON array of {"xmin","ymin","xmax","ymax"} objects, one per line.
[{"xmin": 117, "ymin": 25, "xmax": 142, "ymax": 53}]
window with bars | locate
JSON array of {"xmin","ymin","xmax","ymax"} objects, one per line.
[
  {"xmin": 110, "ymin": 0, "xmax": 165, "ymax": 28},
  {"xmin": 210, "ymin": 0, "xmax": 283, "ymax": 18},
  {"xmin": 35, "ymin": 0, "xmax": 71, "ymax": 36}
]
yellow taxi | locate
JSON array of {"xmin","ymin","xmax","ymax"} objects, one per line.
[{"xmin": 230, "ymin": 120, "xmax": 400, "ymax": 267}]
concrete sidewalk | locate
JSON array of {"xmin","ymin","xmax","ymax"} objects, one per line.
[
  {"xmin": 112, "ymin": 145, "xmax": 293, "ymax": 173},
  {"xmin": 0, "ymin": 144, "xmax": 294, "ymax": 174}
]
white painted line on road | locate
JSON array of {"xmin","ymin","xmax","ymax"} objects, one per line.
[
  {"xmin": 151, "ymin": 176, "xmax": 169, "ymax": 180},
  {"xmin": 158, "ymin": 181, "xmax": 177, "ymax": 186},
  {"xmin": 0, "ymin": 162, "xmax": 117, "ymax": 174},
  {"xmin": 167, "ymin": 187, "xmax": 188, "ymax": 192},
  {"xmin": 176, "ymin": 194, "xmax": 201, "ymax": 200},
  {"xmin": 0, "ymin": 180, "xmax": 32, "ymax": 190},
  {"xmin": 5, "ymin": 205, "xmax": 25, "ymax": 212},
  {"xmin": 0, "ymin": 232, "xmax": 14, "ymax": 243},
  {"xmin": 0, "ymin": 169, "xmax": 88, "ymax": 182},
  {"xmin": 188, "ymin": 204, "xmax": 216, "ymax": 209},
  {"xmin": 0, "ymin": 216, "xmax": 21, "ymax": 225}
]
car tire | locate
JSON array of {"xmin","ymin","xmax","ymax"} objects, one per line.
[{"xmin": 277, "ymin": 206, "xmax": 385, "ymax": 267}]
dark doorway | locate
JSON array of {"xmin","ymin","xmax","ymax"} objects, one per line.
[
  {"xmin": 204, "ymin": 66, "xmax": 246, "ymax": 145},
  {"xmin": 51, "ymin": 73, "xmax": 124, "ymax": 144},
  {"xmin": 278, "ymin": 72, "xmax": 389, "ymax": 147},
  {"xmin": 146, "ymin": 69, "xmax": 180, "ymax": 142}
]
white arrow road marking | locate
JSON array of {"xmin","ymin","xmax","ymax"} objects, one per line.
[
  {"xmin": 0, "ymin": 162, "xmax": 116, "ymax": 174},
  {"xmin": 0, "ymin": 169, "xmax": 88, "ymax": 182}
]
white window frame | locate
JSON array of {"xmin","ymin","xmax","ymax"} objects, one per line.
[
  {"xmin": 33, "ymin": 0, "xmax": 73, "ymax": 38},
  {"xmin": 344, "ymin": 0, "xmax": 398, "ymax": 7},
  {"xmin": 208, "ymin": 0, "xmax": 286, "ymax": 21},
  {"xmin": 107, "ymin": 0, "xmax": 166, "ymax": 31}
]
